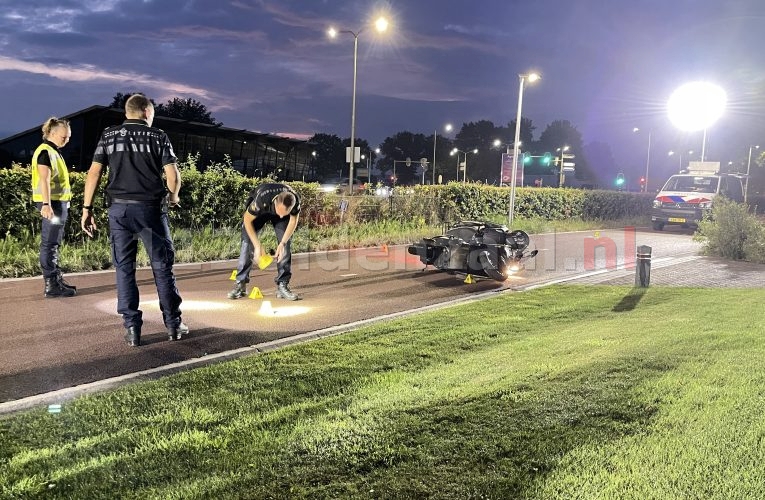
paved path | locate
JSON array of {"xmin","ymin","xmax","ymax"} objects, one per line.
[{"xmin": 2, "ymin": 229, "xmax": 764, "ymax": 414}]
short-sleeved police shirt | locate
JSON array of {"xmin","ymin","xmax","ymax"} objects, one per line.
[
  {"xmin": 246, "ymin": 183, "xmax": 301, "ymax": 219},
  {"xmin": 92, "ymin": 119, "xmax": 177, "ymax": 202}
]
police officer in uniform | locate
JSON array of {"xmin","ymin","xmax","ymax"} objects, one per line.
[
  {"xmin": 81, "ymin": 94, "xmax": 188, "ymax": 347},
  {"xmin": 32, "ymin": 117, "xmax": 77, "ymax": 297},
  {"xmin": 228, "ymin": 183, "xmax": 301, "ymax": 301}
]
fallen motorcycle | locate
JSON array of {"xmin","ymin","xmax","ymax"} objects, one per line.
[{"xmin": 407, "ymin": 220, "xmax": 538, "ymax": 282}]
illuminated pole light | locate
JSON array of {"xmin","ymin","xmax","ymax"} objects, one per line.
[
  {"xmin": 450, "ymin": 148, "xmax": 478, "ymax": 183},
  {"xmin": 509, "ymin": 72, "xmax": 540, "ymax": 227},
  {"xmin": 328, "ymin": 16, "xmax": 389, "ymax": 195},
  {"xmin": 667, "ymin": 81, "xmax": 726, "ymax": 162}
]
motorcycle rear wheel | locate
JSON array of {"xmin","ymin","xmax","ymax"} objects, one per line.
[{"xmin": 477, "ymin": 250, "xmax": 509, "ymax": 281}]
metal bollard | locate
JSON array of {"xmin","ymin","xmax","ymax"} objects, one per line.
[{"xmin": 635, "ymin": 245, "xmax": 652, "ymax": 287}]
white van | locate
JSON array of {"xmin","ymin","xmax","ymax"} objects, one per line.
[{"xmin": 651, "ymin": 162, "xmax": 744, "ymax": 231}]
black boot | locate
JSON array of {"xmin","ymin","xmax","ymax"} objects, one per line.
[
  {"xmin": 44, "ymin": 277, "xmax": 76, "ymax": 298},
  {"xmin": 55, "ymin": 272, "xmax": 77, "ymax": 292},
  {"xmin": 276, "ymin": 282, "xmax": 299, "ymax": 301},
  {"xmin": 124, "ymin": 326, "xmax": 141, "ymax": 347}
]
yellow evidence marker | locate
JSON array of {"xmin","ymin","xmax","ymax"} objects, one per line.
[
  {"xmin": 249, "ymin": 287, "xmax": 264, "ymax": 299},
  {"xmin": 258, "ymin": 254, "xmax": 273, "ymax": 270}
]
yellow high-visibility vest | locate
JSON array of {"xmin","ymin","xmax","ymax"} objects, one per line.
[{"xmin": 31, "ymin": 143, "xmax": 71, "ymax": 202}]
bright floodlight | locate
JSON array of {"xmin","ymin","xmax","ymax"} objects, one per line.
[
  {"xmin": 375, "ymin": 17, "xmax": 388, "ymax": 32},
  {"xmin": 667, "ymin": 81, "xmax": 726, "ymax": 132}
]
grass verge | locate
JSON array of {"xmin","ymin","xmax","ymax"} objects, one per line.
[{"xmin": 2, "ymin": 285, "xmax": 764, "ymax": 498}]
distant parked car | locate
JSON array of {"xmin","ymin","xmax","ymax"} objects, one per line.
[{"xmin": 319, "ymin": 177, "xmax": 366, "ymax": 194}]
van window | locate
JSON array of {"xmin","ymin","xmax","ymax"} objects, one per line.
[
  {"xmin": 662, "ymin": 175, "xmax": 718, "ymax": 194},
  {"xmin": 720, "ymin": 177, "xmax": 744, "ymax": 202}
]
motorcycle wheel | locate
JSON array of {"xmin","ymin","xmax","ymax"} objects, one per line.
[{"xmin": 477, "ymin": 249, "xmax": 509, "ymax": 281}]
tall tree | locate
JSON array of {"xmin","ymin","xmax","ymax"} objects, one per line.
[
  {"xmin": 308, "ymin": 133, "xmax": 345, "ymax": 180},
  {"xmin": 537, "ymin": 120, "xmax": 593, "ymax": 181},
  {"xmin": 108, "ymin": 94, "xmax": 219, "ymax": 126},
  {"xmin": 379, "ymin": 132, "xmax": 431, "ymax": 185},
  {"xmin": 155, "ymin": 97, "xmax": 220, "ymax": 125},
  {"xmin": 108, "ymin": 92, "xmax": 156, "ymax": 109},
  {"xmin": 504, "ymin": 117, "xmax": 536, "ymax": 152},
  {"xmin": 454, "ymin": 120, "xmax": 500, "ymax": 182}
]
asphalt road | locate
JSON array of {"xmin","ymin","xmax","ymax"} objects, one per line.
[{"xmin": 0, "ymin": 227, "xmax": 700, "ymax": 408}]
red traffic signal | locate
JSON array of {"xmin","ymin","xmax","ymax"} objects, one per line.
[{"xmin": 639, "ymin": 176, "xmax": 646, "ymax": 186}]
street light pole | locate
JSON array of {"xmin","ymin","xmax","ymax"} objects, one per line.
[
  {"xmin": 348, "ymin": 33, "xmax": 358, "ymax": 196},
  {"xmin": 329, "ymin": 17, "xmax": 388, "ymax": 195},
  {"xmin": 509, "ymin": 73, "xmax": 540, "ymax": 227},
  {"xmin": 746, "ymin": 144, "xmax": 760, "ymax": 203},
  {"xmin": 450, "ymin": 148, "xmax": 477, "ymax": 184},
  {"xmin": 432, "ymin": 123, "xmax": 452, "ymax": 185},
  {"xmin": 633, "ymin": 127, "xmax": 652, "ymax": 192},
  {"xmin": 644, "ymin": 131, "xmax": 651, "ymax": 192}
]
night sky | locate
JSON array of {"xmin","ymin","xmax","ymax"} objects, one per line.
[{"xmin": 2, "ymin": 0, "xmax": 765, "ymax": 185}]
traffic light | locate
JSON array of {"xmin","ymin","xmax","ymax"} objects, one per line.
[
  {"xmin": 615, "ymin": 172, "xmax": 625, "ymax": 189},
  {"xmin": 522, "ymin": 153, "xmax": 556, "ymax": 174},
  {"xmin": 639, "ymin": 176, "xmax": 646, "ymax": 187}
]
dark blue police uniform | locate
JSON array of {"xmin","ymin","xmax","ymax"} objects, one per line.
[
  {"xmin": 92, "ymin": 119, "xmax": 184, "ymax": 331},
  {"xmin": 235, "ymin": 183, "xmax": 301, "ymax": 285}
]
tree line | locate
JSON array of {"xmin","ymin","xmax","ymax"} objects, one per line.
[{"xmin": 107, "ymin": 92, "xmax": 623, "ymax": 187}]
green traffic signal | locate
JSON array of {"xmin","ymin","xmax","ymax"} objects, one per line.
[
  {"xmin": 523, "ymin": 153, "xmax": 532, "ymax": 165},
  {"xmin": 615, "ymin": 172, "xmax": 625, "ymax": 186},
  {"xmin": 542, "ymin": 152, "xmax": 552, "ymax": 166}
]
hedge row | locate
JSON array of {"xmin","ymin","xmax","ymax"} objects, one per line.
[{"xmin": 0, "ymin": 162, "xmax": 653, "ymax": 243}]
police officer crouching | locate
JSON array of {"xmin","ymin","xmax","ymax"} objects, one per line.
[
  {"xmin": 81, "ymin": 94, "xmax": 188, "ymax": 347},
  {"xmin": 228, "ymin": 183, "xmax": 301, "ymax": 301}
]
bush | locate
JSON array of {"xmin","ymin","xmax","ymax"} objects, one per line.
[{"xmin": 694, "ymin": 197, "xmax": 765, "ymax": 261}]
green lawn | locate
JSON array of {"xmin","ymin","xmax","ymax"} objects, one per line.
[{"xmin": 2, "ymin": 285, "xmax": 765, "ymax": 499}]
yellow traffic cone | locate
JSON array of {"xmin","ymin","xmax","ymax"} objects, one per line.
[
  {"xmin": 464, "ymin": 274, "xmax": 474, "ymax": 284},
  {"xmin": 249, "ymin": 287, "xmax": 264, "ymax": 299},
  {"xmin": 229, "ymin": 270, "xmax": 237, "ymax": 280}
]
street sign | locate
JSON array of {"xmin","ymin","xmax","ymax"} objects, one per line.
[
  {"xmin": 562, "ymin": 153, "xmax": 576, "ymax": 159},
  {"xmin": 563, "ymin": 162, "xmax": 575, "ymax": 167},
  {"xmin": 345, "ymin": 146, "xmax": 360, "ymax": 163}
]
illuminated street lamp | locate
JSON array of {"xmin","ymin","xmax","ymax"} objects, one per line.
[
  {"xmin": 450, "ymin": 148, "xmax": 478, "ymax": 183},
  {"xmin": 632, "ymin": 127, "xmax": 652, "ymax": 192},
  {"xmin": 509, "ymin": 72, "xmax": 540, "ymax": 227},
  {"xmin": 667, "ymin": 81, "xmax": 726, "ymax": 162},
  {"xmin": 432, "ymin": 123, "xmax": 453, "ymax": 185},
  {"xmin": 493, "ymin": 138, "xmax": 521, "ymax": 154},
  {"xmin": 328, "ymin": 16, "xmax": 389, "ymax": 194},
  {"xmin": 746, "ymin": 144, "xmax": 760, "ymax": 202}
]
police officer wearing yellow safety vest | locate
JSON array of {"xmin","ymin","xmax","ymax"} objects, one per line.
[{"xmin": 32, "ymin": 117, "xmax": 76, "ymax": 298}]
